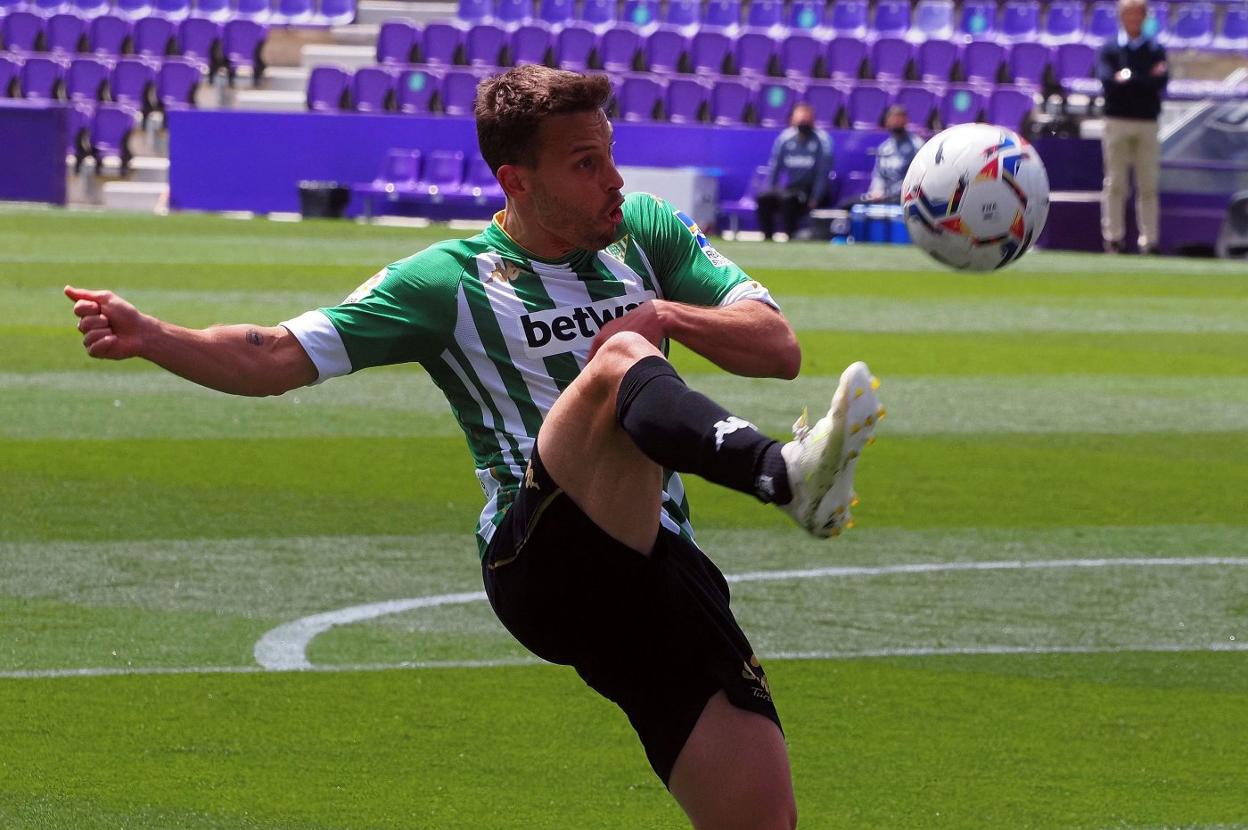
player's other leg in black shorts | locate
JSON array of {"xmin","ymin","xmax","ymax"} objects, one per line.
[{"xmin": 482, "ymin": 442, "xmax": 782, "ymax": 785}]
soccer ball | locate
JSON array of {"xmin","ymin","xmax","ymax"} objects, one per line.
[{"xmin": 902, "ymin": 123, "xmax": 1050, "ymax": 272}]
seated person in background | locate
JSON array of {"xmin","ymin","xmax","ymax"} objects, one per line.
[
  {"xmin": 755, "ymin": 102, "xmax": 834, "ymax": 241},
  {"xmin": 853, "ymin": 105, "xmax": 925, "ymax": 206}
]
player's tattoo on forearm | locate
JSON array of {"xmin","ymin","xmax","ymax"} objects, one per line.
[{"xmin": 246, "ymin": 329, "xmax": 264, "ymax": 347}]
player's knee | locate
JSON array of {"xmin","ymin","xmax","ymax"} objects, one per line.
[{"xmin": 588, "ymin": 332, "xmax": 662, "ymax": 388}]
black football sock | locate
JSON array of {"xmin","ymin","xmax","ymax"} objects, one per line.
[{"xmin": 615, "ymin": 356, "xmax": 792, "ymax": 505}]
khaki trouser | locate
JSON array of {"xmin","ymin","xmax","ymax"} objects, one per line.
[{"xmin": 1101, "ymin": 116, "xmax": 1161, "ymax": 249}]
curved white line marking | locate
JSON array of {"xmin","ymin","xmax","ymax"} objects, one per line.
[{"xmin": 252, "ymin": 556, "xmax": 1248, "ymax": 671}]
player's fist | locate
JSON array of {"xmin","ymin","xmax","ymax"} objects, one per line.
[
  {"xmin": 588, "ymin": 299, "xmax": 666, "ymax": 361},
  {"xmin": 64, "ymin": 285, "xmax": 147, "ymax": 360}
]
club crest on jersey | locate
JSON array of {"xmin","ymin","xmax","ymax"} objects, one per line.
[
  {"xmin": 674, "ymin": 210, "xmax": 732, "ymax": 268},
  {"xmin": 344, "ymin": 270, "xmax": 386, "ymax": 304},
  {"xmin": 604, "ymin": 234, "xmax": 630, "ymax": 264}
]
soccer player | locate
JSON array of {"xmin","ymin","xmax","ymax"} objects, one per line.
[{"xmin": 66, "ymin": 66, "xmax": 882, "ymax": 830}]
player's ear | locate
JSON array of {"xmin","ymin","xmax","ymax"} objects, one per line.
[{"xmin": 496, "ymin": 164, "xmax": 527, "ymax": 200}]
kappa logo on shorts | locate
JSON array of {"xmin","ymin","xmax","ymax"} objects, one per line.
[
  {"xmin": 524, "ymin": 463, "xmax": 539, "ymax": 491},
  {"xmin": 713, "ymin": 416, "xmax": 756, "ymax": 450},
  {"xmin": 741, "ymin": 655, "xmax": 772, "ymax": 701}
]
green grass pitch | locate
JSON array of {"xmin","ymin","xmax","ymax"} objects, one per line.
[{"xmin": 2, "ymin": 207, "xmax": 1246, "ymax": 829}]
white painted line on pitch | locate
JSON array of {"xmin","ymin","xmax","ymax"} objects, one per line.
[{"xmin": 251, "ymin": 556, "xmax": 1248, "ymax": 672}]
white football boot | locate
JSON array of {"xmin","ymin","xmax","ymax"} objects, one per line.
[{"xmin": 780, "ymin": 361, "xmax": 883, "ymax": 538}]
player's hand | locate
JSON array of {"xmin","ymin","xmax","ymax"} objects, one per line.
[
  {"xmin": 587, "ymin": 299, "xmax": 666, "ymax": 361},
  {"xmin": 64, "ymin": 285, "xmax": 148, "ymax": 360},
  {"xmin": 1151, "ymin": 61, "xmax": 1168, "ymax": 76}
]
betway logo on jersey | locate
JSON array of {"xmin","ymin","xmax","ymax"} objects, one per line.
[{"xmin": 519, "ymin": 292, "xmax": 656, "ymax": 359}]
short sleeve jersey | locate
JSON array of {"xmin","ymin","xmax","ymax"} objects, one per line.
[{"xmin": 283, "ymin": 192, "xmax": 778, "ymax": 558}]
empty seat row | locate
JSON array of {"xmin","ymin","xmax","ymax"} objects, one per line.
[
  {"xmin": 376, "ymin": 19, "xmax": 1107, "ymax": 92},
  {"xmin": 358, "ymin": 148, "xmax": 504, "ymax": 218},
  {"xmin": 0, "ymin": 13, "xmax": 266, "ymax": 81},
  {"xmin": 0, "ymin": 0, "xmax": 352, "ymax": 26},
  {"xmin": 1, "ymin": 50, "xmax": 203, "ymax": 117},
  {"xmin": 451, "ymin": 0, "xmax": 1248, "ymax": 51},
  {"xmin": 308, "ymin": 62, "xmax": 1040, "ymax": 132}
]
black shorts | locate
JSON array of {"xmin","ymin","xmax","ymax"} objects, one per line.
[{"xmin": 481, "ymin": 443, "xmax": 782, "ymax": 785}]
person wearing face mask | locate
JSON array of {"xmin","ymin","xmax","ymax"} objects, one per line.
[
  {"xmin": 755, "ymin": 102, "xmax": 834, "ymax": 241},
  {"xmin": 861, "ymin": 106, "xmax": 925, "ymax": 205},
  {"xmin": 1097, "ymin": 0, "xmax": 1168, "ymax": 254}
]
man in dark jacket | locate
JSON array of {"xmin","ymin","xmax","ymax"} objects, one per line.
[
  {"xmin": 1097, "ymin": 0, "xmax": 1168, "ymax": 254},
  {"xmin": 755, "ymin": 102, "xmax": 834, "ymax": 241}
]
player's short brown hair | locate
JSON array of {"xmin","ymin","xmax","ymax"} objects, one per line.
[{"xmin": 475, "ymin": 65, "xmax": 612, "ymax": 174}]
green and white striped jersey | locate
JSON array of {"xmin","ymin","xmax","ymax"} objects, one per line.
[{"xmin": 283, "ymin": 192, "xmax": 778, "ymax": 558}]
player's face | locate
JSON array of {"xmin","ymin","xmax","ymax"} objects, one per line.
[
  {"xmin": 528, "ymin": 109, "xmax": 626, "ymax": 252},
  {"xmin": 1120, "ymin": 4, "xmax": 1146, "ymax": 36}
]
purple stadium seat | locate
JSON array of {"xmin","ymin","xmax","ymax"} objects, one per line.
[
  {"xmin": 939, "ymin": 84, "xmax": 985, "ymax": 126},
  {"xmin": 916, "ymin": 38, "xmax": 958, "ymax": 83},
  {"xmin": 46, "ymin": 13, "xmax": 87, "ymax": 54},
  {"xmin": 113, "ymin": 0, "xmax": 153, "ymax": 20},
  {"xmin": 829, "ymin": 0, "xmax": 867, "ymax": 38},
  {"xmin": 702, "ymin": 0, "xmax": 740, "ymax": 30},
  {"xmin": 778, "ymin": 32, "xmax": 819, "ymax": 79},
  {"xmin": 274, "ymin": 0, "xmax": 314, "ymax": 25},
  {"xmin": 415, "ymin": 149, "xmax": 465, "ymax": 203},
  {"xmin": 987, "ymin": 86, "xmax": 1034, "ymax": 131},
  {"xmin": 732, "ymin": 30, "xmax": 776, "ymax": 77},
  {"xmin": 20, "ymin": 55, "xmax": 65, "ymax": 99},
  {"xmin": 458, "ymin": 0, "xmax": 492, "ymax": 22},
  {"xmin": 193, "ymin": 0, "xmax": 232, "ymax": 21},
  {"xmin": 870, "ymin": 36, "xmax": 913, "ymax": 82},
  {"xmin": 826, "ymin": 36, "xmax": 867, "ymax": 81},
  {"xmin": 376, "ymin": 20, "xmax": 418, "ymax": 64},
  {"xmin": 1215, "ymin": 5, "xmax": 1248, "ymax": 50},
  {"xmin": 689, "ymin": 29, "xmax": 730, "ymax": 74},
  {"xmin": 179, "ymin": 18, "xmax": 222, "ymax": 76},
  {"xmin": 847, "ymin": 82, "xmax": 889, "ymax": 128},
  {"xmin": 88, "ymin": 14, "xmax": 130, "ymax": 56},
  {"xmin": 718, "ymin": 163, "xmax": 769, "ymax": 233},
  {"xmin": 89, "ymin": 102, "xmax": 138, "ymax": 172},
  {"xmin": 156, "ymin": 56, "xmax": 201, "ymax": 110},
  {"xmin": 755, "ymin": 79, "xmax": 800, "ymax": 127},
  {"xmin": 351, "ymin": 65, "xmax": 394, "ymax": 111},
  {"xmin": 599, "ymin": 25, "xmax": 641, "ymax": 72},
  {"xmin": 871, "ymin": 0, "xmax": 911, "ymax": 37},
  {"xmin": 440, "ymin": 67, "xmax": 480, "ymax": 116},
  {"xmin": 787, "ymin": 0, "xmax": 822, "ymax": 31},
  {"xmin": 233, "ymin": 0, "xmax": 272, "ymax": 22},
  {"xmin": 744, "ymin": 0, "xmax": 782, "ymax": 31},
  {"xmin": 465, "ymin": 21, "xmax": 507, "ymax": 66},
  {"xmin": 66, "ymin": 56, "xmax": 111, "ymax": 101},
  {"xmin": 366, "ymin": 149, "xmax": 422, "ymax": 203},
  {"xmin": 1041, "ymin": 0, "xmax": 1084, "ymax": 44},
  {"xmin": 421, "ymin": 22, "xmax": 462, "ymax": 65},
  {"xmin": 453, "ymin": 155, "xmax": 504, "ymax": 211},
  {"xmin": 223, "ymin": 18, "xmax": 266, "ymax": 85},
  {"xmin": 1053, "ymin": 41, "xmax": 1095, "ymax": 91},
  {"xmin": 578, "ymin": 0, "xmax": 615, "ymax": 28},
  {"xmin": 306, "ymin": 64, "xmax": 349, "ymax": 110},
  {"xmin": 710, "ymin": 77, "xmax": 753, "ymax": 124},
  {"xmin": 893, "ymin": 84, "xmax": 936, "ymax": 130},
  {"xmin": 622, "ymin": 0, "xmax": 659, "ymax": 28},
  {"xmin": 111, "ymin": 57, "xmax": 156, "ymax": 113},
  {"xmin": 644, "ymin": 27, "xmax": 686, "ymax": 72},
  {"xmin": 1007, "ymin": 41, "xmax": 1050, "ymax": 88},
  {"xmin": 493, "ymin": 0, "xmax": 533, "ymax": 26},
  {"xmin": 553, "ymin": 23, "xmax": 595, "ymax": 71},
  {"xmin": 133, "ymin": 16, "xmax": 175, "ymax": 59},
  {"xmin": 1000, "ymin": 1, "xmax": 1040, "ymax": 42},
  {"xmin": 1087, "ymin": 2, "xmax": 1118, "ymax": 42},
  {"xmin": 153, "ymin": 0, "xmax": 191, "ymax": 21},
  {"xmin": 666, "ymin": 76, "xmax": 707, "ymax": 122},
  {"xmin": 662, "ymin": 0, "xmax": 699, "ymax": 30},
  {"xmin": 0, "ymin": 53, "xmax": 19, "ymax": 97},
  {"xmin": 67, "ymin": 100, "xmax": 93, "ymax": 160},
  {"xmin": 0, "ymin": 0, "xmax": 22, "ymax": 14},
  {"xmin": 32, "ymin": 0, "xmax": 68, "ymax": 19},
  {"xmin": 397, "ymin": 66, "xmax": 437, "ymax": 113},
  {"xmin": 959, "ymin": 0, "xmax": 997, "ymax": 39},
  {"xmin": 316, "ymin": 0, "xmax": 356, "ymax": 26},
  {"xmin": 616, "ymin": 72, "xmax": 663, "ymax": 120},
  {"xmin": 71, "ymin": 0, "xmax": 110, "ymax": 19},
  {"xmin": 510, "ymin": 22, "xmax": 550, "ymax": 64},
  {"xmin": 536, "ymin": 0, "xmax": 571, "ymax": 25},
  {"xmin": 911, "ymin": 0, "xmax": 954, "ymax": 41},
  {"xmin": 802, "ymin": 81, "xmax": 843, "ymax": 127},
  {"xmin": 961, "ymin": 40, "xmax": 1004, "ymax": 85},
  {"xmin": 1166, "ymin": 2, "xmax": 1214, "ymax": 48},
  {"xmin": 2, "ymin": 12, "xmax": 44, "ymax": 52}
]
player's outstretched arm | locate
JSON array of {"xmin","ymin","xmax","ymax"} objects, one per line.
[{"xmin": 65, "ymin": 285, "xmax": 317, "ymax": 397}]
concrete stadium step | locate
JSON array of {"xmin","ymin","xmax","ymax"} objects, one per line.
[
  {"xmin": 102, "ymin": 180, "xmax": 168, "ymax": 212},
  {"xmin": 331, "ymin": 22, "xmax": 380, "ymax": 46},
  {"xmin": 300, "ymin": 43, "xmax": 376, "ymax": 70},
  {"xmin": 356, "ymin": 0, "xmax": 455, "ymax": 25},
  {"xmin": 262, "ymin": 66, "xmax": 313, "ymax": 92},
  {"xmin": 232, "ymin": 89, "xmax": 308, "ymax": 112},
  {"xmin": 125, "ymin": 156, "xmax": 170, "ymax": 184}
]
